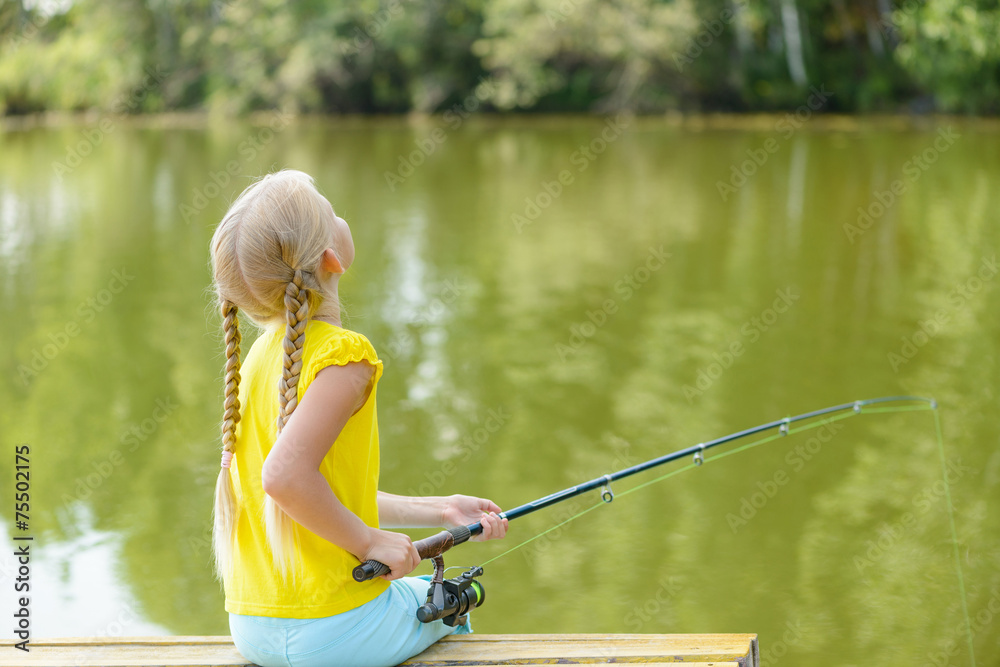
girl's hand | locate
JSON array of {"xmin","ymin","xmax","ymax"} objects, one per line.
[
  {"xmin": 440, "ymin": 494, "xmax": 509, "ymax": 542},
  {"xmin": 361, "ymin": 528, "xmax": 420, "ymax": 581}
]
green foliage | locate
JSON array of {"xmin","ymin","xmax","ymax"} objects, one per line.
[
  {"xmin": 473, "ymin": 0, "xmax": 698, "ymax": 111},
  {"xmin": 0, "ymin": 0, "xmax": 997, "ymax": 114},
  {"xmin": 205, "ymin": 0, "xmax": 488, "ymax": 113},
  {"xmin": 891, "ymin": 0, "xmax": 1000, "ymax": 113}
]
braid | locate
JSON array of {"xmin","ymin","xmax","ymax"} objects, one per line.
[
  {"xmin": 265, "ymin": 269, "xmax": 312, "ymax": 580},
  {"xmin": 213, "ymin": 299, "xmax": 242, "ymax": 581},
  {"xmin": 278, "ymin": 270, "xmax": 309, "ymax": 432},
  {"xmin": 222, "ymin": 300, "xmax": 242, "ymax": 451}
]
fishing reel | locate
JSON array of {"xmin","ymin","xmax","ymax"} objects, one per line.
[{"xmin": 416, "ymin": 556, "xmax": 485, "ymax": 627}]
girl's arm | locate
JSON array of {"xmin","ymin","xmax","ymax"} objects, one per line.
[
  {"xmin": 261, "ymin": 361, "xmax": 419, "ymax": 580},
  {"xmin": 378, "ymin": 492, "xmax": 509, "ymax": 542}
]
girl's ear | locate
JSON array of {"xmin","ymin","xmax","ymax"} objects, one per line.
[{"xmin": 320, "ymin": 248, "xmax": 344, "ymax": 275}]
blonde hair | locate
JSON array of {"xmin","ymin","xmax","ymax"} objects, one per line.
[{"xmin": 209, "ymin": 169, "xmax": 343, "ymax": 581}]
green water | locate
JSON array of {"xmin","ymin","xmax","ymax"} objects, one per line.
[{"xmin": 1, "ymin": 115, "xmax": 998, "ymax": 665}]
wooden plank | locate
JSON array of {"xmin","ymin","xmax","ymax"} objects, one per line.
[
  {"xmin": 0, "ymin": 634, "xmax": 758, "ymax": 667},
  {"xmin": 1, "ymin": 646, "xmax": 253, "ymax": 667},
  {"xmin": 402, "ymin": 634, "xmax": 757, "ymax": 665},
  {"xmin": 2, "ymin": 657, "xmax": 739, "ymax": 667},
  {"xmin": 404, "ymin": 664, "xmax": 742, "ymax": 667},
  {"xmin": 5, "ymin": 637, "xmax": 237, "ymax": 647}
]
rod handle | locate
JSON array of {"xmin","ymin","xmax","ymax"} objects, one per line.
[
  {"xmin": 352, "ymin": 525, "xmax": 473, "ymax": 582},
  {"xmin": 353, "ymin": 559, "xmax": 390, "ymax": 581}
]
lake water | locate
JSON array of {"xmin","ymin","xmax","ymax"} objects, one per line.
[{"xmin": 1, "ymin": 114, "xmax": 998, "ymax": 665}]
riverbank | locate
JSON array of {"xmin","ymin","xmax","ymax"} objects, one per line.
[{"xmin": 4, "ymin": 110, "xmax": 1000, "ymax": 134}]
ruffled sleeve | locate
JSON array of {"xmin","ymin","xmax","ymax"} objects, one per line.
[{"xmin": 298, "ymin": 321, "xmax": 384, "ymax": 400}]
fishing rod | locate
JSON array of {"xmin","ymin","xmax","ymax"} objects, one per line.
[{"xmin": 353, "ymin": 395, "xmax": 935, "ymax": 622}]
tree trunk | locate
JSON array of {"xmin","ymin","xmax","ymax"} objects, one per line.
[{"xmin": 779, "ymin": 0, "xmax": 808, "ymax": 86}]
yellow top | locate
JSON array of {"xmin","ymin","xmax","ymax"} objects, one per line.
[{"xmin": 224, "ymin": 319, "xmax": 390, "ymax": 617}]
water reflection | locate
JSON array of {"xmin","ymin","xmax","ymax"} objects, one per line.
[{"xmin": 0, "ymin": 118, "xmax": 997, "ymax": 666}]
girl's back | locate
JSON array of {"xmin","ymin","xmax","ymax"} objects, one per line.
[{"xmin": 225, "ymin": 319, "xmax": 388, "ymax": 617}]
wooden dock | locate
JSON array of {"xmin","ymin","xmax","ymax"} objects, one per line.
[{"xmin": 1, "ymin": 633, "xmax": 759, "ymax": 666}]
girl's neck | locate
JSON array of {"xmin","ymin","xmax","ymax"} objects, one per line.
[
  {"xmin": 268, "ymin": 310, "xmax": 342, "ymax": 332},
  {"xmin": 313, "ymin": 283, "xmax": 343, "ymax": 327},
  {"xmin": 314, "ymin": 313, "xmax": 343, "ymax": 328}
]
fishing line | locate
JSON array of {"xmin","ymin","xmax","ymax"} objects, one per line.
[
  {"xmin": 356, "ymin": 395, "xmax": 973, "ymax": 660},
  {"xmin": 357, "ymin": 396, "xmax": 942, "ymax": 584},
  {"xmin": 476, "ymin": 406, "xmax": 884, "ymax": 551},
  {"xmin": 477, "ymin": 407, "xmax": 872, "ymax": 566},
  {"xmin": 476, "ymin": 400, "xmax": 975, "ymax": 667},
  {"xmin": 934, "ymin": 408, "xmax": 976, "ymax": 667}
]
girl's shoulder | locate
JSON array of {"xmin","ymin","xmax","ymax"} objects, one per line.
[{"xmin": 304, "ymin": 320, "xmax": 382, "ymax": 371}]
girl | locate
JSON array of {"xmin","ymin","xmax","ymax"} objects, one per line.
[{"xmin": 209, "ymin": 169, "xmax": 508, "ymax": 667}]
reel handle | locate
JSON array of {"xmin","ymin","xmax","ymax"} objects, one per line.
[{"xmin": 352, "ymin": 524, "xmax": 474, "ymax": 582}]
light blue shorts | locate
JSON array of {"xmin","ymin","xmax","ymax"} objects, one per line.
[{"xmin": 229, "ymin": 576, "xmax": 472, "ymax": 667}]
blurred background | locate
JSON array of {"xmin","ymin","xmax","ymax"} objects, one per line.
[
  {"xmin": 1, "ymin": 2, "xmax": 999, "ymax": 667},
  {"xmin": 1, "ymin": 0, "xmax": 1000, "ymax": 114}
]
